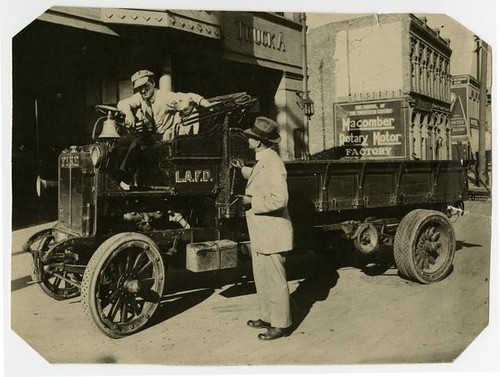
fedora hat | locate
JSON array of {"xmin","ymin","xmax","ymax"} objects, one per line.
[
  {"xmin": 131, "ymin": 70, "xmax": 154, "ymax": 89},
  {"xmin": 243, "ymin": 116, "xmax": 281, "ymax": 144}
]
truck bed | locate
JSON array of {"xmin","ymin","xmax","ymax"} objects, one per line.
[{"xmin": 285, "ymin": 159, "xmax": 469, "ymax": 213}]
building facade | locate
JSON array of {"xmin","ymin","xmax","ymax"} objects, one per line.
[
  {"xmin": 308, "ymin": 14, "xmax": 453, "ymax": 161},
  {"xmin": 450, "ymin": 74, "xmax": 492, "ymax": 160},
  {"xmin": 12, "ymin": 7, "xmax": 305, "ymax": 227}
]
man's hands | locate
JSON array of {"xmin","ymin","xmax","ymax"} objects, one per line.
[
  {"xmin": 230, "ymin": 158, "xmax": 245, "ymax": 169},
  {"xmin": 236, "ymin": 194, "xmax": 252, "ymax": 208},
  {"xmin": 231, "ymin": 158, "xmax": 251, "ymax": 208},
  {"xmin": 123, "ymin": 111, "xmax": 136, "ymax": 128},
  {"xmin": 123, "ymin": 111, "xmax": 149, "ymax": 133},
  {"xmin": 199, "ymin": 98, "xmax": 212, "ymax": 108}
]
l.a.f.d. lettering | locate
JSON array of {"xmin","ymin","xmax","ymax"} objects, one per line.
[{"xmin": 175, "ymin": 169, "xmax": 213, "ymax": 183}]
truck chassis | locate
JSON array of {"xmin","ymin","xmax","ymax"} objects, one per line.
[{"xmin": 23, "ymin": 93, "xmax": 468, "ymax": 338}]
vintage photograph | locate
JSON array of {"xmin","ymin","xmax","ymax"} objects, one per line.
[{"xmin": 4, "ymin": 0, "xmax": 496, "ymax": 374}]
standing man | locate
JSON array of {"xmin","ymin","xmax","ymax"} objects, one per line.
[
  {"xmin": 115, "ymin": 69, "xmax": 211, "ymax": 189},
  {"xmin": 232, "ymin": 117, "xmax": 293, "ymax": 341}
]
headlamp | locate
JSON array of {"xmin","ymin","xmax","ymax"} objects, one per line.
[{"xmin": 91, "ymin": 145, "xmax": 103, "ymax": 168}]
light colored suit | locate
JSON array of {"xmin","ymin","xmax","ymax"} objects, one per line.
[
  {"xmin": 242, "ymin": 147, "xmax": 293, "ymax": 328},
  {"xmin": 243, "ymin": 148, "xmax": 293, "ymax": 254}
]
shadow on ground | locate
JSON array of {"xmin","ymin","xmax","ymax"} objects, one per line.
[
  {"xmin": 13, "ymin": 243, "xmax": 396, "ymax": 336},
  {"xmin": 287, "ymin": 246, "xmax": 395, "ymax": 334},
  {"xmin": 456, "ymin": 240, "xmax": 483, "ymax": 251},
  {"xmin": 11, "ymin": 275, "xmax": 34, "ymax": 292},
  {"xmin": 148, "ymin": 246, "xmax": 395, "ymax": 333},
  {"xmin": 147, "ymin": 288, "xmax": 216, "ymax": 329}
]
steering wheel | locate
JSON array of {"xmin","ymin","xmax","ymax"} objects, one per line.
[{"xmin": 95, "ymin": 105, "xmax": 124, "ymax": 119}]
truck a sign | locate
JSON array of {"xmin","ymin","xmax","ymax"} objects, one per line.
[
  {"xmin": 334, "ymin": 99, "xmax": 406, "ymax": 159},
  {"xmin": 450, "ymin": 87, "xmax": 469, "ymax": 139}
]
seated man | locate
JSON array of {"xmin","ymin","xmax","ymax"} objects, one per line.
[{"xmin": 114, "ymin": 69, "xmax": 211, "ymax": 189}]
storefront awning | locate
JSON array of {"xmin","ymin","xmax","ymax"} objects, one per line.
[
  {"xmin": 101, "ymin": 8, "xmax": 221, "ymax": 39},
  {"xmin": 38, "ymin": 7, "xmax": 118, "ymax": 36},
  {"xmin": 38, "ymin": 7, "xmax": 222, "ymax": 40}
]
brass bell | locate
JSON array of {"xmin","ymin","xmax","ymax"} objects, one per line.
[{"xmin": 98, "ymin": 111, "xmax": 120, "ymax": 139}]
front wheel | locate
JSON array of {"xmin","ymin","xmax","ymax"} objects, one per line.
[
  {"xmin": 394, "ymin": 210, "xmax": 456, "ymax": 284},
  {"xmin": 24, "ymin": 229, "xmax": 82, "ymax": 300},
  {"xmin": 81, "ymin": 233, "xmax": 165, "ymax": 338}
]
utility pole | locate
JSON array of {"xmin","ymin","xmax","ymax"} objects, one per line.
[
  {"xmin": 477, "ymin": 37, "xmax": 488, "ymax": 186},
  {"xmin": 299, "ymin": 12, "xmax": 311, "ymax": 160}
]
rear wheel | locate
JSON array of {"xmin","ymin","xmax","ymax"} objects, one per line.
[
  {"xmin": 393, "ymin": 210, "xmax": 421, "ymax": 279},
  {"xmin": 81, "ymin": 233, "xmax": 165, "ymax": 338},
  {"xmin": 394, "ymin": 210, "xmax": 455, "ymax": 283},
  {"xmin": 353, "ymin": 223, "xmax": 380, "ymax": 255}
]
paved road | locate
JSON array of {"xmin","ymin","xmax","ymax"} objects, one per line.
[{"xmin": 8, "ymin": 200, "xmax": 494, "ymax": 368}]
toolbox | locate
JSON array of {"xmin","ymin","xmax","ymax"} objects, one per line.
[{"xmin": 186, "ymin": 239, "xmax": 238, "ymax": 272}]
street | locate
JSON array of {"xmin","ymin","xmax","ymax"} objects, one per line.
[{"xmin": 9, "ymin": 200, "xmax": 491, "ymax": 366}]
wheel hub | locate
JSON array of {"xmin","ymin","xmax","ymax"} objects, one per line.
[
  {"xmin": 123, "ymin": 278, "xmax": 141, "ymax": 294},
  {"xmin": 354, "ymin": 223, "xmax": 379, "ymax": 255},
  {"xmin": 416, "ymin": 227, "xmax": 443, "ymax": 270}
]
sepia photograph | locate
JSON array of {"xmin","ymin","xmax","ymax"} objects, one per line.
[{"xmin": 2, "ymin": 0, "xmax": 498, "ymax": 376}]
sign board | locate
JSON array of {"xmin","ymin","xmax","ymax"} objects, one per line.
[
  {"xmin": 222, "ymin": 12, "xmax": 302, "ymax": 69},
  {"xmin": 334, "ymin": 100, "xmax": 406, "ymax": 159},
  {"xmin": 451, "ymin": 76, "xmax": 469, "ymax": 86},
  {"xmin": 450, "ymin": 86, "xmax": 468, "ymax": 138}
]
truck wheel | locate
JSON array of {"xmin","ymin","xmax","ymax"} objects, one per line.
[
  {"xmin": 22, "ymin": 228, "xmax": 53, "ymax": 253},
  {"xmin": 25, "ymin": 229, "xmax": 82, "ymax": 300},
  {"xmin": 393, "ymin": 209, "xmax": 422, "ymax": 279},
  {"xmin": 394, "ymin": 210, "xmax": 455, "ymax": 283},
  {"xmin": 353, "ymin": 223, "xmax": 380, "ymax": 255},
  {"xmin": 81, "ymin": 233, "xmax": 165, "ymax": 338}
]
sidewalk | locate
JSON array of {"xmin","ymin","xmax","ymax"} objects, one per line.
[{"xmin": 467, "ymin": 170, "xmax": 491, "ymax": 200}]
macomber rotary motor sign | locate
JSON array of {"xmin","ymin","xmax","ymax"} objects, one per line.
[{"xmin": 334, "ymin": 100, "xmax": 406, "ymax": 159}]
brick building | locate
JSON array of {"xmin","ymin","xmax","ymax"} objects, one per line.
[
  {"xmin": 307, "ymin": 14, "xmax": 453, "ymax": 161},
  {"xmin": 450, "ymin": 74, "xmax": 492, "ymax": 160}
]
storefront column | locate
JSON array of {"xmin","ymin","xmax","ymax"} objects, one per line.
[
  {"xmin": 159, "ymin": 56, "xmax": 172, "ymax": 91},
  {"xmin": 436, "ymin": 116, "xmax": 444, "ymax": 159},
  {"xmin": 413, "ymin": 113, "xmax": 419, "ymax": 159},
  {"xmin": 445, "ymin": 116, "xmax": 452, "ymax": 160},
  {"xmin": 409, "ymin": 106, "xmax": 415, "ymax": 159},
  {"xmin": 273, "ymin": 72, "xmax": 303, "ymax": 161},
  {"xmin": 421, "ymin": 114, "xmax": 429, "ymax": 159},
  {"xmin": 413, "ymin": 111, "xmax": 422, "ymax": 159},
  {"xmin": 430, "ymin": 116, "xmax": 437, "ymax": 160}
]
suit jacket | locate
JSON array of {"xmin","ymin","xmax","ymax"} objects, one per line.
[{"xmin": 243, "ymin": 148, "xmax": 293, "ymax": 254}]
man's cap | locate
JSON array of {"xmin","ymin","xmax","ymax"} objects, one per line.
[
  {"xmin": 131, "ymin": 70, "xmax": 154, "ymax": 89},
  {"xmin": 243, "ymin": 116, "xmax": 281, "ymax": 144}
]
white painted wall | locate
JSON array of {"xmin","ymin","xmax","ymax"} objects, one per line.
[{"xmin": 333, "ymin": 21, "xmax": 404, "ymax": 101}]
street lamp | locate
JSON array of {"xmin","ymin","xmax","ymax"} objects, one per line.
[
  {"xmin": 297, "ymin": 12, "xmax": 314, "ymax": 159},
  {"xmin": 296, "ymin": 91, "xmax": 315, "ymax": 119}
]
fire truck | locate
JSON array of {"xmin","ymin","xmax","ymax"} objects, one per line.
[{"xmin": 23, "ymin": 92, "xmax": 468, "ymax": 338}]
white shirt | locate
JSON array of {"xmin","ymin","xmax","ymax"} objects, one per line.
[{"xmin": 117, "ymin": 89, "xmax": 204, "ymax": 138}]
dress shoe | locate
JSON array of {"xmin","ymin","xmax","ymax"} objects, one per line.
[
  {"xmin": 258, "ymin": 327, "xmax": 289, "ymax": 341},
  {"xmin": 247, "ymin": 319, "xmax": 271, "ymax": 329}
]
